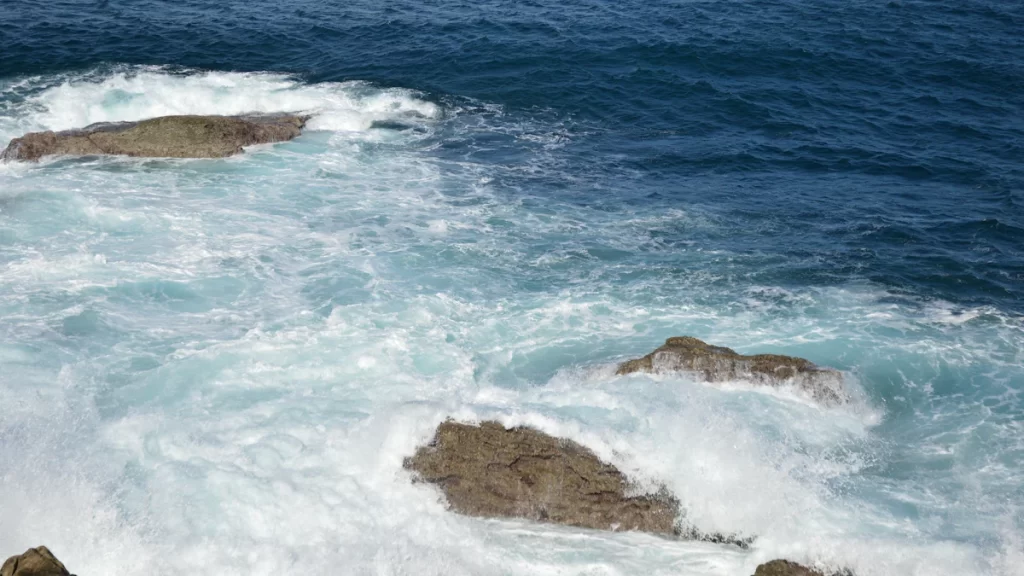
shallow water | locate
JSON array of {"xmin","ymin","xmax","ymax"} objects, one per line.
[{"xmin": 1, "ymin": 1, "xmax": 1022, "ymax": 575}]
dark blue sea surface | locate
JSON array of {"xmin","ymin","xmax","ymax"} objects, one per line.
[
  {"xmin": 0, "ymin": 1, "xmax": 1022, "ymax": 575},
  {"xmin": 4, "ymin": 0, "xmax": 1023, "ymax": 311}
]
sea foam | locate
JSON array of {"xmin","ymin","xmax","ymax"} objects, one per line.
[
  {"xmin": 0, "ymin": 66, "xmax": 439, "ymax": 143},
  {"xmin": 0, "ymin": 67, "xmax": 1020, "ymax": 576}
]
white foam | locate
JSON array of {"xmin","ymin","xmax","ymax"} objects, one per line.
[
  {"xmin": 1, "ymin": 66, "xmax": 1021, "ymax": 576},
  {"xmin": 0, "ymin": 66, "xmax": 440, "ymax": 141}
]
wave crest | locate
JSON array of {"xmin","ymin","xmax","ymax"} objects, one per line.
[{"xmin": 0, "ymin": 65, "xmax": 441, "ymax": 140}]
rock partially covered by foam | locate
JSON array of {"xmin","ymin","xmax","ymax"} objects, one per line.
[
  {"xmin": 1, "ymin": 114, "xmax": 309, "ymax": 161},
  {"xmin": 753, "ymin": 559, "xmax": 853, "ymax": 576},
  {"xmin": 1, "ymin": 547, "xmax": 73, "ymax": 576},
  {"xmin": 404, "ymin": 420, "xmax": 680, "ymax": 535},
  {"xmin": 616, "ymin": 336, "xmax": 848, "ymax": 405}
]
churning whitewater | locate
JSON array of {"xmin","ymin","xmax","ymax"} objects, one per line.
[{"xmin": 1, "ymin": 65, "xmax": 1020, "ymax": 576}]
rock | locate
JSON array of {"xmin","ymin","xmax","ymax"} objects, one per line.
[
  {"xmin": 753, "ymin": 560, "xmax": 824, "ymax": 576},
  {"xmin": 1, "ymin": 547, "xmax": 73, "ymax": 576},
  {"xmin": 405, "ymin": 420, "xmax": 753, "ymax": 546},
  {"xmin": 616, "ymin": 336, "xmax": 847, "ymax": 405},
  {"xmin": 404, "ymin": 420, "xmax": 680, "ymax": 535},
  {"xmin": 677, "ymin": 525, "xmax": 753, "ymax": 548},
  {"xmin": 1, "ymin": 114, "xmax": 309, "ymax": 161},
  {"xmin": 753, "ymin": 560, "xmax": 854, "ymax": 576}
]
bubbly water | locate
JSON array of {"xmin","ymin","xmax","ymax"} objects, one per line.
[{"xmin": 1, "ymin": 1, "xmax": 1022, "ymax": 575}]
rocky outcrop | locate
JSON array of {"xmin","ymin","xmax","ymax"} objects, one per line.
[
  {"xmin": 1, "ymin": 547, "xmax": 73, "ymax": 576},
  {"xmin": 616, "ymin": 336, "xmax": 847, "ymax": 405},
  {"xmin": 753, "ymin": 560, "xmax": 824, "ymax": 576},
  {"xmin": 404, "ymin": 420, "xmax": 680, "ymax": 535},
  {"xmin": 1, "ymin": 114, "xmax": 309, "ymax": 161},
  {"xmin": 753, "ymin": 560, "xmax": 853, "ymax": 576}
]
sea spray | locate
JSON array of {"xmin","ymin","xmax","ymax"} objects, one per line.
[{"xmin": 0, "ymin": 52, "xmax": 1021, "ymax": 576}]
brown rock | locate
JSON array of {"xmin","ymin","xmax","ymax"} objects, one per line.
[
  {"xmin": 753, "ymin": 559, "xmax": 855, "ymax": 576},
  {"xmin": 1, "ymin": 547, "xmax": 72, "ymax": 576},
  {"xmin": 404, "ymin": 420, "xmax": 679, "ymax": 535},
  {"xmin": 1, "ymin": 114, "xmax": 309, "ymax": 161},
  {"xmin": 753, "ymin": 560, "xmax": 824, "ymax": 576},
  {"xmin": 616, "ymin": 336, "xmax": 847, "ymax": 405}
]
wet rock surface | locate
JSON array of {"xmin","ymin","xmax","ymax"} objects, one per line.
[
  {"xmin": 1, "ymin": 114, "xmax": 309, "ymax": 161},
  {"xmin": 1, "ymin": 547, "xmax": 73, "ymax": 576},
  {"xmin": 753, "ymin": 560, "xmax": 824, "ymax": 576},
  {"xmin": 617, "ymin": 336, "xmax": 847, "ymax": 405},
  {"xmin": 753, "ymin": 559, "xmax": 854, "ymax": 576},
  {"xmin": 404, "ymin": 420, "xmax": 680, "ymax": 535}
]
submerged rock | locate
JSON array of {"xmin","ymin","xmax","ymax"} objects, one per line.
[
  {"xmin": 404, "ymin": 420, "xmax": 680, "ymax": 535},
  {"xmin": 616, "ymin": 336, "xmax": 847, "ymax": 405},
  {"xmin": 1, "ymin": 547, "xmax": 73, "ymax": 576},
  {"xmin": 1, "ymin": 114, "xmax": 309, "ymax": 161}
]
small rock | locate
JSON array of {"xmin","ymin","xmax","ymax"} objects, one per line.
[
  {"xmin": 404, "ymin": 420, "xmax": 680, "ymax": 535},
  {"xmin": 616, "ymin": 336, "xmax": 847, "ymax": 405},
  {"xmin": 753, "ymin": 560, "xmax": 824, "ymax": 576},
  {"xmin": 1, "ymin": 114, "xmax": 310, "ymax": 161},
  {"xmin": 753, "ymin": 559, "xmax": 854, "ymax": 576},
  {"xmin": 1, "ymin": 547, "xmax": 73, "ymax": 576}
]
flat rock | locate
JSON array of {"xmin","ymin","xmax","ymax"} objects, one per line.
[
  {"xmin": 616, "ymin": 336, "xmax": 847, "ymax": 405},
  {"xmin": 404, "ymin": 420, "xmax": 680, "ymax": 535},
  {"xmin": 1, "ymin": 114, "xmax": 309, "ymax": 161},
  {"xmin": 1, "ymin": 547, "xmax": 73, "ymax": 576}
]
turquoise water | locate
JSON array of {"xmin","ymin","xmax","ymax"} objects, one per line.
[{"xmin": 1, "ymin": 2, "xmax": 1023, "ymax": 575}]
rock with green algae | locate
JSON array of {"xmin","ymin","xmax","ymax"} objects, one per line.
[
  {"xmin": 1, "ymin": 547, "xmax": 73, "ymax": 576},
  {"xmin": 616, "ymin": 336, "xmax": 848, "ymax": 405},
  {"xmin": 1, "ymin": 114, "xmax": 309, "ymax": 161}
]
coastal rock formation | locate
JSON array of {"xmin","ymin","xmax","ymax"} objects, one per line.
[
  {"xmin": 1, "ymin": 114, "xmax": 309, "ymax": 161},
  {"xmin": 753, "ymin": 560, "xmax": 824, "ymax": 576},
  {"xmin": 1, "ymin": 547, "xmax": 73, "ymax": 576},
  {"xmin": 404, "ymin": 420, "xmax": 680, "ymax": 535},
  {"xmin": 753, "ymin": 559, "xmax": 853, "ymax": 576},
  {"xmin": 616, "ymin": 336, "xmax": 847, "ymax": 405}
]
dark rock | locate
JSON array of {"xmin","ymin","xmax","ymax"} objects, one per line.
[
  {"xmin": 616, "ymin": 336, "xmax": 847, "ymax": 405},
  {"xmin": 753, "ymin": 559, "xmax": 855, "ymax": 576},
  {"xmin": 1, "ymin": 114, "xmax": 309, "ymax": 161},
  {"xmin": 404, "ymin": 420, "xmax": 680, "ymax": 535},
  {"xmin": 677, "ymin": 525, "xmax": 754, "ymax": 549},
  {"xmin": 754, "ymin": 560, "xmax": 824, "ymax": 576},
  {"xmin": 1, "ymin": 547, "xmax": 73, "ymax": 576}
]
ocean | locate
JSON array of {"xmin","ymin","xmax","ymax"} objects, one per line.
[{"xmin": 0, "ymin": 1, "xmax": 1022, "ymax": 574}]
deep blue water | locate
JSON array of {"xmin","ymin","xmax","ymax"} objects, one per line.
[
  {"xmin": 3, "ymin": 0, "xmax": 1023, "ymax": 310},
  {"xmin": 1, "ymin": 1, "xmax": 1022, "ymax": 575}
]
